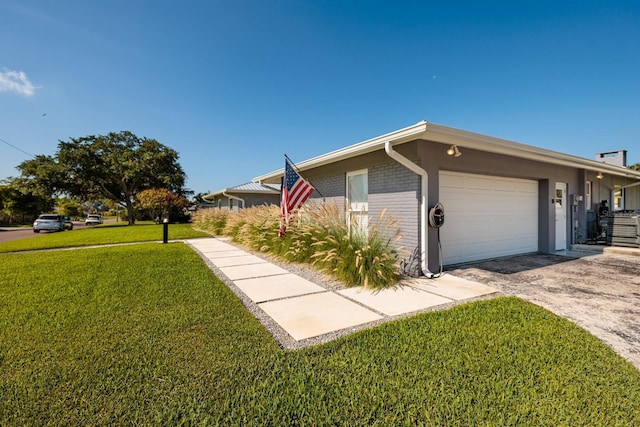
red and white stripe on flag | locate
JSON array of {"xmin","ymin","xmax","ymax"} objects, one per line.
[{"xmin": 279, "ymin": 157, "xmax": 315, "ymax": 236}]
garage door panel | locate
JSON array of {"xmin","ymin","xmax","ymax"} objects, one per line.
[
  {"xmin": 440, "ymin": 172, "xmax": 538, "ymax": 264},
  {"xmin": 494, "ymin": 180, "xmax": 520, "ymax": 192},
  {"xmin": 443, "ymin": 174, "xmax": 469, "ymax": 188}
]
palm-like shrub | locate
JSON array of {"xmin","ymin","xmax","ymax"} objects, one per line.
[{"xmin": 191, "ymin": 201, "xmax": 403, "ymax": 289}]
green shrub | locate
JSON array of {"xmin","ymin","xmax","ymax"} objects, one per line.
[{"xmin": 191, "ymin": 202, "xmax": 402, "ymax": 289}]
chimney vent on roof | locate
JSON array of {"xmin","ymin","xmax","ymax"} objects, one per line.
[{"xmin": 596, "ymin": 150, "xmax": 627, "ymax": 167}]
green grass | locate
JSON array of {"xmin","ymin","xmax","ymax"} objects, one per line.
[
  {"xmin": 1, "ymin": 244, "xmax": 639, "ymax": 425},
  {"xmin": 0, "ymin": 222, "xmax": 209, "ymax": 253}
]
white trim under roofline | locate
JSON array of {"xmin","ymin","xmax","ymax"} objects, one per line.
[
  {"xmin": 223, "ymin": 188, "xmax": 279, "ymax": 194},
  {"xmin": 252, "ymin": 121, "xmax": 640, "ymax": 183},
  {"xmin": 203, "ymin": 186, "xmax": 280, "ymax": 200},
  {"xmin": 253, "ymin": 121, "xmax": 429, "ymax": 183}
]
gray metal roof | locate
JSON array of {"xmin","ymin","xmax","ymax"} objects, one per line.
[
  {"xmin": 230, "ymin": 182, "xmax": 280, "ymax": 192},
  {"xmin": 204, "ymin": 182, "xmax": 280, "ymax": 199}
]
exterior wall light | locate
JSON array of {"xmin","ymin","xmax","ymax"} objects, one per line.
[
  {"xmin": 447, "ymin": 144, "xmax": 462, "ymax": 157},
  {"xmin": 596, "ymin": 172, "xmax": 604, "ymax": 179}
]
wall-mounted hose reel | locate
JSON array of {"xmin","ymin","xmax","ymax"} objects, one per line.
[
  {"xmin": 426, "ymin": 202, "xmax": 445, "ymax": 278},
  {"xmin": 429, "ymin": 202, "xmax": 445, "ymax": 228}
]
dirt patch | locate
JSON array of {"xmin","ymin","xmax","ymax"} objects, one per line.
[{"xmin": 448, "ymin": 252, "xmax": 640, "ymax": 370}]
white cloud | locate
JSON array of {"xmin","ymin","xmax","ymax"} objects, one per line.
[{"xmin": 0, "ymin": 69, "xmax": 37, "ymax": 96}]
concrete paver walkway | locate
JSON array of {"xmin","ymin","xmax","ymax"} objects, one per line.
[{"xmin": 186, "ymin": 237, "xmax": 498, "ymax": 346}]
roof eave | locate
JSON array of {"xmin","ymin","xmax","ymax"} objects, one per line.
[
  {"xmin": 204, "ymin": 185, "xmax": 281, "ymax": 199},
  {"xmin": 424, "ymin": 124, "xmax": 640, "ymax": 179},
  {"xmin": 253, "ymin": 121, "xmax": 429, "ymax": 184}
]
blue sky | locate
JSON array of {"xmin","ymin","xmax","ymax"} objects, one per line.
[{"xmin": 1, "ymin": 1, "xmax": 639, "ymax": 195}]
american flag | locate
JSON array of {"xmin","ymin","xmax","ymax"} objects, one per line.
[{"xmin": 279, "ymin": 157, "xmax": 315, "ymax": 236}]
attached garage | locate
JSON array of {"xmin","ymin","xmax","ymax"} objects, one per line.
[
  {"xmin": 255, "ymin": 121, "xmax": 640, "ymax": 276},
  {"xmin": 439, "ymin": 171, "xmax": 539, "ymax": 265}
]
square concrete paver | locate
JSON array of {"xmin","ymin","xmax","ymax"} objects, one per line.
[
  {"xmin": 203, "ymin": 250, "xmax": 250, "ymax": 259},
  {"xmin": 408, "ymin": 274, "xmax": 498, "ymax": 300},
  {"xmin": 339, "ymin": 286, "xmax": 453, "ymax": 316},
  {"xmin": 234, "ymin": 273, "xmax": 326, "ymax": 303},
  {"xmin": 210, "ymin": 254, "xmax": 267, "ymax": 268},
  {"xmin": 218, "ymin": 263, "xmax": 289, "ymax": 280},
  {"xmin": 259, "ymin": 292, "xmax": 383, "ymax": 340},
  {"xmin": 188, "ymin": 239, "xmax": 236, "ymax": 252}
]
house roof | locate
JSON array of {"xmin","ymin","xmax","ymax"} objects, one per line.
[
  {"xmin": 204, "ymin": 182, "xmax": 280, "ymax": 200},
  {"xmin": 253, "ymin": 121, "xmax": 640, "ymax": 184}
]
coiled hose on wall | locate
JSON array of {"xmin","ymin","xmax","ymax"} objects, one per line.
[{"xmin": 428, "ymin": 202, "xmax": 445, "ymax": 278}]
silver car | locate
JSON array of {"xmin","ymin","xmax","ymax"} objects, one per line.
[
  {"xmin": 84, "ymin": 214, "xmax": 103, "ymax": 225},
  {"xmin": 33, "ymin": 214, "xmax": 66, "ymax": 233}
]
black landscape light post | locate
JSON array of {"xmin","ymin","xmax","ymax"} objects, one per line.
[{"xmin": 163, "ymin": 218, "xmax": 169, "ymax": 243}]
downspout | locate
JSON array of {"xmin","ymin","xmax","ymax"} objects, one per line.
[
  {"xmin": 384, "ymin": 141, "xmax": 436, "ymax": 278},
  {"xmin": 222, "ymin": 192, "xmax": 245, "ymax": 210}
]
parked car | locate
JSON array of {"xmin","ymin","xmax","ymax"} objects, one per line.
[
  {"xmin": 63, "ymin": 215, "xmax": 74, "ymax": 230},
  {"xmin": 33, "ymin": 214, "xmax": 66, "ymax": 233},
  {"xmin": 85, "ymin": 214, "xmax": 103, "ymax": 225}
]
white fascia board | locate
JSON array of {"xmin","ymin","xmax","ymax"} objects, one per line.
[
  {"xmin": 202, "ymin": 189, "xmax": 230, "ymax": 201},
  {"xmin": 204, "ymin": 188, "xmax": 280, "ymax": 199},
  {"xmin": 229, "ymin": 188, "xmax": 280, "ymax": 194},
  {"xmin": 252, "ymin": 121, "xmax": 640, "ymax": 184},
  {"xmin": 253, "ymin": 121, "xmax": 429, "ymax": 184}
]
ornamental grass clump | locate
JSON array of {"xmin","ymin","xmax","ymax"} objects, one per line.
[
  {"xmin": 191, "ymin": 208, "xmax": 229, "ymax": 235},
  {"xmin": 191, "ymin": 201, "xmax": 403, "ymax": 289},
  {"xmin": 227, "ymin": 205, "xmax": 281, "ymax": 253},
  {"xmin": 307, "ymin": 204, "xmax": 403, "ymax": 289},
  {"xmin": 284, "ymin": 201, "xmax": 348, "ymax": 264}
]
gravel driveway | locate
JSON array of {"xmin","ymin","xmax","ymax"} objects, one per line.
[{"xmin": 448, "ymin": 251, "xmax": 640, "ymax": 370}]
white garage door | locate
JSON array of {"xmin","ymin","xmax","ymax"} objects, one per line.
[{"xmin": 439, "ymin": 171, "xmax": 538, "ymax": 265}]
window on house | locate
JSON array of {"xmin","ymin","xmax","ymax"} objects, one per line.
[
  {"xmin": 586, "ymin": 181, "xmax": 592, "ymax": 210},
  {"xmin": 346, "ymin": 169, "xmax": 368, "ymax": 235}
]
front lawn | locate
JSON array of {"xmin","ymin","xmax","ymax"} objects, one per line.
[
  {"xmin": 1, "ymin": 244, "xmax": 639, "ymax": 425},
  {"xmin": 0, "ymin": 222, "xmax": 209, "ymax": 253}
]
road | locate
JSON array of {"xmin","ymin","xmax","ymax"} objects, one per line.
[{"xmin": 0, "ymin": 221, "xmax": 88, "ymax": 243}]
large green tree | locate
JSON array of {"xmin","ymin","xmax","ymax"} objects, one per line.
[
  {"xmin": 18, "ymin": 131, "xmax": 187, "ymax": 224},
  {"xmin": 0, "ymin": 178, "xmax": 53, "ymax": 224}
]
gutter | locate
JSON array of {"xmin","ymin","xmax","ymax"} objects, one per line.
[
  {"xmin": 222, "ymin": 192, "xmax": 245, "ymax": 209},
  {"xmin": 384, "ymin": 140, "xmax": 436, "ymax": 278}
]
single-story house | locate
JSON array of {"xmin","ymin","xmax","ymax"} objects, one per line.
[
  {"xmin": 203, "ymin": 182, "xmax": 280, "ymax": 211},
  {"xmin": 253, "ymin": 121, "xmax": 640, "ymax": 276}
]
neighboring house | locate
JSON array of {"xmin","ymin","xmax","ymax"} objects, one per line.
[
  {"xmin": 203, "ymin": 182, "xmax": 280, "ymax": 211},
  {"xmin": 253, "ymin": 121, "xmax": 640, "ymax": 275}
]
